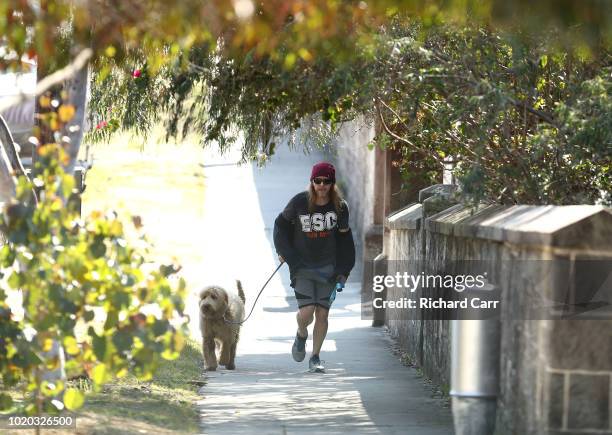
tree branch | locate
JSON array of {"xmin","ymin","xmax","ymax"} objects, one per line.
[
  {"xmin": 375, "ymin": 98, "xmax": 445, "ymax": 167},
  {"xmin": 420, "ymin": 45, "xmax": 559, "ymax": 128}
]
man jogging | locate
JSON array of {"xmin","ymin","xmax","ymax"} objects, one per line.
[{"xmin": 273, "ymin": 162, "xmax": 355, "ymax": 372}]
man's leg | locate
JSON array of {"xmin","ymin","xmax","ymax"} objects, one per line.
[
  {"xmin": 297, "ymin": 305, "xmax": 315, "ymax": 338},
  {"xmin": 312, "ymin": 305, "xmax": 329, "ymax": 356}
]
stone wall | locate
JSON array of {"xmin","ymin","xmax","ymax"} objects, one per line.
[{"xmin": 380, "ymin": 186, "xmax": 612, "ymax": 434}]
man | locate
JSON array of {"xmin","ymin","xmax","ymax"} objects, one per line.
[{"xmin": 273, "ymin": 161, "xmax": 355, "ymax": 371}]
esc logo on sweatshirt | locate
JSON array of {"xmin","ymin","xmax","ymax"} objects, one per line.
[{"xmin": 298, "ymin": 212, "xmax": 337, "ymax": 239}]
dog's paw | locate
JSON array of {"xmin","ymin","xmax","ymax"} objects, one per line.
[
  {"xmin": 205, "ymin": 365, "xmax": 217, "ymax": 372},
  {"xmin": 225, "ymin": 363, "xmax": 235, "ymax": 370}
]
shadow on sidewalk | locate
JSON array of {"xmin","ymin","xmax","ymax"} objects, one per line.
[{"xmin": 199, "ymin": 325, "xmax": 453, "ymax": 435}]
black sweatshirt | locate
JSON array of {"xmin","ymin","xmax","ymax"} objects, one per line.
[{"xmin": 273, "ymin": 191, "xmax": 356, "ymax": 288}]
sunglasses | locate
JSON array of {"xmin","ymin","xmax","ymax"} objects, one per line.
[{"xmin": 312, "ymin": 177, "xmax": 333, "ymax": 185}]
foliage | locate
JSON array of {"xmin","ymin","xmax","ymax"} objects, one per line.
[
  {"xmin": 0, "ymin": 143, "xmax": 188, "ymax": 415},
  {"xmin": 1, "ymin": 0, "xmax": 610, "ymax": 74},
  {"xmin": 86, "ymin": 58, "xmax": 165, "ymax": 143},
  {"xmin": 366, "ymin": 21, "xmax": 611, "ymax": 204},
  {"xmin": 0, "ymin": 1, "xmax": 609, "ymax": 203},
  {"xmin": 88, "ymin": 17, "xmax": 611, "ymax": 205}
]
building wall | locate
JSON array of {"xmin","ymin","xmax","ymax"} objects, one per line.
[{"xmin": 331, "ymin": 115, "xmax": 377, "ymax": 242}]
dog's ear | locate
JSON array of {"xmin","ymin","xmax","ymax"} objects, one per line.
[{"xmin": 223, "ymin": 291, "xmax": 228, "ymax": 304}]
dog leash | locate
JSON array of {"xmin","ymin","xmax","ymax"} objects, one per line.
[{"xmin": 223, "ymin": 261, "xmax": 284, "ymax": 325}]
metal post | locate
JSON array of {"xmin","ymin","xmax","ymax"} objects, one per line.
[{"xmin": 450, "ymin": 319, "xmax": 501, "ymax": 435}]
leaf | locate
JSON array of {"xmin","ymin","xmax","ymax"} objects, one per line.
[
  {"xmin": 42, "ymin": 338, "xmax": 54, "ymax": 352},
  {"xmin": 284, "ymin": 53, "xmax": 297, "ymax": 70},
  {"xmin": 58, "ymin": 105, "xmax": 76, "ymax": 122},
  {"xmin": 90, "ymin": 240, "xmax": 107, "ymax": 258},
  {"xmin": 92, "ymin": 363, "xmax": 108, "ymax": 385},
  {"xmin": 8, "ymin": 271, "xmax": 22, "ymax": 289},
  {"xmin": 112, "ymin": 330, "xmax": 134, "ymax": 352},
  {"xmin": 63, "ymin": 388, "xmax": 85, "ymax": 410},
  {"xmin": 41, "ymin": 380, "xmax": 64, "ymax": 397},
  {"xmin": 83, "ymin": 310, "xmax": 95, "ymax": 322},
  {"xmin": 92, "ymin": 333, "xmax": 107, "ymax": 361},
  {"xmin": 62, "ymin": 174, "xmax": 76, "ymax": 198},
  {"xmin": 104, "ymin": 311, "xmax": 118, "ymax": 329},
  {"xmin": 105, "ymin": 45, "xmax": 117, "ymax": 57},
  {"xmin": 152, "ymin": 319, "xmax": 169, "ymax": 337},
  {"xmin": 63, "ymin": 336, "xmax": 80, "ymax": 356},
  {"xmin": 0, "ymin": 244, "xmax": 15, "ymax": 267},
  {"xmin": 161, "ymin": 349, "xmax": 180, "ymax": 360}
]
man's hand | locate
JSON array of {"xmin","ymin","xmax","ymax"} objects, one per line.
[
  {"xmin": 335, "ymin": 275, "xmax": 346, "ymax": 293},
  {"xmin": 278, "ymin": 255, "xmax": 285, "ymax": 264}
]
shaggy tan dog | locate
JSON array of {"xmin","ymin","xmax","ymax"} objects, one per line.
[{"xmin": 199, "ymin": 280, "xmax": 246, "ymax": 371}]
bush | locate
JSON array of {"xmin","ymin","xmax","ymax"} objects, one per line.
[{"xmin": 0, "ymin": 144, "xmax": 188, "ymax": 415}]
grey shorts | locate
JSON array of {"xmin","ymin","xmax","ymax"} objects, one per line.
[{"xmin": 294, "ymin": 264, "xmax": 335, "ymax": 310}]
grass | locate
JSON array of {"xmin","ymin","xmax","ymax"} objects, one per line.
[
  {"xmin": 1, "ymin": 339, "xmax": 205, "ymax": 435},
  {"xmin": 72, "ymin": 339, "xmax": 205, "ymax": 435},
  {"xmin": 80, "ymin": 129, "xmax": 207, "ymax": 266}
]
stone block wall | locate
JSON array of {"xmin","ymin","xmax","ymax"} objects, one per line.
[{"xmin": 380, "ymin": 187, "xmax": 612, "ymax": 434}]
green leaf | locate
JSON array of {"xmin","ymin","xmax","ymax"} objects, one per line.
[
  {"xmin": 112, "ymin": 291, "xmax": 130, "ymax": 308},
  {"xmin": 104, "ymin": 310, "xmax": 118, "ymax": 329},
  {"xmin": 92, "ymin": 363, "xmax": 108, "ymax": 385},
  {"xmin": 7, "ymin": 271, "xmax": 22, "ymax": 289},
  {"xmin": 152, "ymin": 319, "xmax": 169, "ymax": 337},
  {"xmin": 62, "ymin": 174, "xmax": 76, "ymax": 199},
  {"xmin": 63, "ymin": 336, "xmax": 80, "ymax": 356},
  {"xmin": 92, "ymin": 333, "xmax": 107, "ymax": 361},
  {"xmin": 63, "ymin": 388, "xmax": 85, "ymax": 410},
  {"xmin": 112, "ymin": 330, "xmax": 134, "ymax": 352},
  {"xmin": 0, "ymin": 244, "xmax": 15, "ymax": 267},
  {"xmin": 83, "ymin": 310, "xmax": 95, "ymax": 322}
]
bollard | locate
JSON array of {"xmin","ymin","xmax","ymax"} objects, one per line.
[
  {"xmin": 450, "ymin": 280, "xmax": 501, "ymax": 435},
  {"xmin": 371, "ymin": 253, "xmax": 387, "ymax": 327},
  {"xmin": 450, "ymin": 319, "xmax": 501, "ymax": 435}
]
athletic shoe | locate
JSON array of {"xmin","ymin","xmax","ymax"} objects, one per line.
[
  {"xmin": 308, "ymin": 354, "xmax": 325, "ymax": 372},
  {"xmin": 292, "ymin": 331, "xmax": 307, "ymax": 362}
]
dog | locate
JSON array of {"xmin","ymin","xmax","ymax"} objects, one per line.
[{"xmin": 199, "ymin": 280, "xmax": 246, "ymax": 371}]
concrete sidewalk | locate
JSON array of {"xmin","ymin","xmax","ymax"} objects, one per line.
[{"xmin": 194, "ymin": 143, "xmax": 454, "ymax": 434}]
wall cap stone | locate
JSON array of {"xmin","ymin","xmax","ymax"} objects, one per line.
[
  {"xmin": 386, "ymin": 203, "xmax": 422, "ymax": 230},
  {"xmin": 426, "ymin": 204, "xmax": 612, "ymax": 248}
]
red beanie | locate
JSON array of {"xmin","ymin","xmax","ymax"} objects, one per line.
[{"xmin": 310, "ymin": 162, "xmax": 336, "ymax": 182}]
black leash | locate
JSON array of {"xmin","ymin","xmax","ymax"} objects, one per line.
[{"xmin": 223, "ymin": 261, "xmax": 284, "ymax": 325}]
